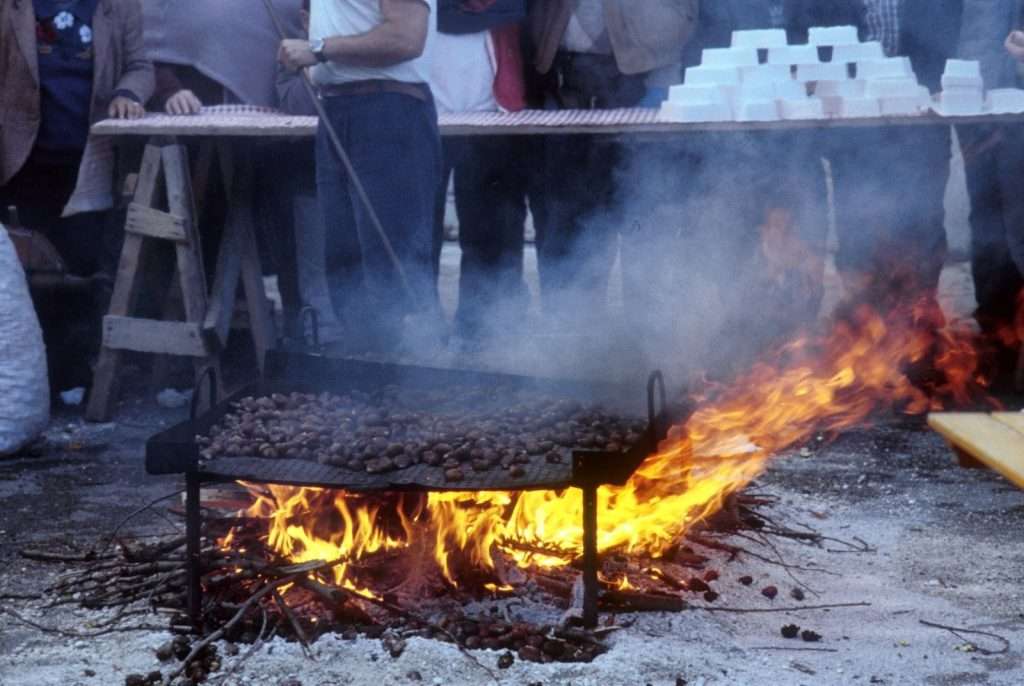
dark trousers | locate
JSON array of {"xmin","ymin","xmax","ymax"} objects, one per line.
[
  {"xmin": 316, "ymin": 90, "xmax": 442, "ymax": 348},
  {"xmin": 830, "ymin": 126, "xmax": 951, "ymax": 300},
  {"xmin": 532, "ymin": 52, "xmax": 646, "ymax": 319},
  {"xmin": 958, "ymin": 124, "xmax": 1024, "ymax": 331},
  {"xmin": 439, "ymin": 137, "xmax": 537, "ymax": 339}
]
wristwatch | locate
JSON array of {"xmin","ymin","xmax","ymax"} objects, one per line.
[{"xmin": 309, "ymin": 38, "xmax": 327, "ymax": 63}]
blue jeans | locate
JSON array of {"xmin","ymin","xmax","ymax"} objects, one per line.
[{"xmin": 316, "ymin": 90, "xmax": 442, "ymax": 349}]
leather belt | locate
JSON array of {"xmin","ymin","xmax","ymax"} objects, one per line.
[{"xmin": 318, "ymin": 79, "xmax": 431, "ymax": 103}]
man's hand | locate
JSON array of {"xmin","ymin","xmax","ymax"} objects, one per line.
[
  {"xmin": 279, "ymin": 39, "xmax": 317, "ymax": 71},
  {"xmin": 1006, "ymin": 30, "xmax": 1024, "ymax": 62},
  {"xmin": 108, "ymin": 95, "xmax": 144, "ymax": 120},
  {"xmin": 165, "ymin": 89, "xmax": 202, "ymax": 115}
]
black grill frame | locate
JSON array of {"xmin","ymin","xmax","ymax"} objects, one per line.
[{"xmin": 147, "ymin": 349, "xmax": 678, "ymax": 629}]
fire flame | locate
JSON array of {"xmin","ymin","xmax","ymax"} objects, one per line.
[{"xmin": 227, "ymin": 298, "xmax": 989, "ymax": 592}]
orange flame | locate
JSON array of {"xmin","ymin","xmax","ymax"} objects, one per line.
[{"xmin": 227, "ymin": 299, "xmax": 988, "ymax": 590}]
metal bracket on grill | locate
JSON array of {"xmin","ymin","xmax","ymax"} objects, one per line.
[{"xmin": 190, "ymin": 365, "xmax": 220, "ymax": 422}]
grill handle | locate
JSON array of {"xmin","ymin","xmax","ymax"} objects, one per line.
[
  {"xmin": 647, "ymin": 370, "xmax": 666, "ymax": 437},
  {"xmin": 190, "ymin": 365, "xmax": 220, "ymax": 422}
]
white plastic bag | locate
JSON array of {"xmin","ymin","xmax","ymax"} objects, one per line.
[{"xmin": 0, "ymin": 224, "xmax": 49, "ymax": 455}]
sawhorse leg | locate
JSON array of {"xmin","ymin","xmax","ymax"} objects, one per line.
[{"xmin": 202, "ymin": 142, "xmax": 275, "ymax": 374}]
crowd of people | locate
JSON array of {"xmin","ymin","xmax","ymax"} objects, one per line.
[{"xmin": 2, "ymin": 0, "xmax": 1024, "ymax": 394}]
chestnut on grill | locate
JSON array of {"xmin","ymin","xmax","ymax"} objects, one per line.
[{"xmin": 203, "ymin": 389, "xmax": 645, "ymax": 482}]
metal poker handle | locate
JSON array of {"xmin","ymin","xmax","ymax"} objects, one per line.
[{"xmin": 260, "ymin": 0, "xmax": 417, "ymax": 308}]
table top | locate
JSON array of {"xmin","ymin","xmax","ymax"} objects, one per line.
[{"xmin": 91, "ymin": 106, "xmax": 1024, "ymax": 139}]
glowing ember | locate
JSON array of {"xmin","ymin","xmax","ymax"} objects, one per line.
[{"xmin": 224, "ymin": 298, "xmax": 990, "ymax": 593}]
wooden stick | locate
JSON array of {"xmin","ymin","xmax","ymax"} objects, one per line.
[
  {"xmin": 600, "ymin": 590, "xmax": 687, "ymax": 613},
  {"xmin": 166, "ymin": 572, "xmax": 303, "ymax": 683}
]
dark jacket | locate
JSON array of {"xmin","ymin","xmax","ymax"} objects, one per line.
[
  {"xmin": 784, "ymin": 0, "xmax": 866, "ymax": 45},
  {"xmin": 902, "ymin": 0, "xmax": 964, "ymax": 92},
  {"xmin": 528, "ymin": 0, "xmax": 700, "ymax": 75},
  {"xmin": 959, "ymin": 0, "xmax": 1024, "ymax": 89},
  {"xmin": 682, "ymin": 0, "xmax": 865, "ymax": 67},
  {"xmin": 439, "ymin": 0, "xmax": 526, "ymax": 34},
  {"xmin": 1, "ymin": 0, "xmax": 154, "ymax": 214}
]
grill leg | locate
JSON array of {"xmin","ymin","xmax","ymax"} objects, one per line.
[
  {"xmin": 581, "ymin": 483, "xmax": 599, "ymax": 628},
  {"xmin": 186, "ymin": 471, "xmax": 202, "ymax": 627}
]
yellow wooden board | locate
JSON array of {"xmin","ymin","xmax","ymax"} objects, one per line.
[{"xmin": 928, "ymin": 413, "xmax": 1024, "ymax": 489}]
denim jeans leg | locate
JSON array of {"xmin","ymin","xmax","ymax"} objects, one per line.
[{"xmin": 336, "ymin": 93, "xmax": 442, "ymax": 346}]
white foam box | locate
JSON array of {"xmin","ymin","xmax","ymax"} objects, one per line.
[
  {"xmin": 831, "ymin": 41, "xmax": 884, "ymax": 63},
  {"xmin": 858, "ymin": 57, "xmax": 914, "ymax": 80},
  {"xmin": 839, "ymin": 97, "xmax": 882, "ymax": 118},
  {"xmin": 820, "ymin": 95, "xmax": 843, "ymax": 117},
  {"xmin": 880, "ymin": 87, "xmax": 930, "ymax": 116},
  {"xmin": 815, "ymin": 79, "xmax": 866, "ymax": 97},
  {"xmin": 732, "ymin": 29, "xmax": 788, "ymax": 49},
  {"xmin": 702, "ymin": 47, "xmax": 759, "ymax": 68},
  {"xmin": 987, "ymin": 88, "xmax": 1024, "ymax": 114},
  {"xmin": 667, "ymin": 83, "xmax": 730, "ymax": 105},
  {"xmin": 808, "ymin": 25, "xmax": 859, "ymax": 46},
  {"xmin": 736, "ymin": 98, "xmax": 780, "ymax": 122},
  {"xmin": 659, "ymin": 101, "xmax": 734, "ymax": 123},
  {"xmin": 735, "ymin": 81, "xmax": 776, "ymax": 102},
  {"xmin": 797, "ymin": 62, "xmax": 849, "ymax": 82},
  {"xmin": 865, "ymin": 77, "xmax": 923, "ymax": 98},
  {"xmin": 685, "ymin": 65, "xmax": 741, "ymax": 86},
  {"xmin": 938, "ymin": 88, "xmax": 984, "ymax": 115},
  {"xmin": 944, "ymin": 59, "xmax": 982, "ymax": 79},
  {"xmin": 780, "ymin": 97, "xmax": 825, "ymax": 120},
  {"xmin": 941, "ymin": 74, "xmax": 984, "ymax": 90},
  {"xmin": 775, "ymin": 80, "xmax": 809, "ymax": 99},
  {"xmin": 767, "ymin": 45, "xmax": 819, "ymax": 66},
  {"xmin": 742, "ymin": 64, "xmax": 794, "ymax": 85}
]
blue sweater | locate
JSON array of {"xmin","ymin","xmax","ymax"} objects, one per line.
[{"xmin": 32, "ymin": 0, "xmax": 100, "ymax": 153}]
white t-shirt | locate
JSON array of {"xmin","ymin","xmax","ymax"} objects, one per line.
[
  {"xmin": 430, "ymin": 32, "xmax": 497, "ymax": 114},
  {"xmin": 310, "ymin": 0, "xmax": 436, "ymax": 85}
]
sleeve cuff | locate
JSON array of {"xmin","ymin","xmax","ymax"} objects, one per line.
[{"xmin": 112, "ymin": 89, "xmax": 141, "ymax": 104}]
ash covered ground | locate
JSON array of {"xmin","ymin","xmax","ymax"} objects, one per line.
[{"xmin": 0, "ymin": 252, "xmax": 1022, "ymax": 686}]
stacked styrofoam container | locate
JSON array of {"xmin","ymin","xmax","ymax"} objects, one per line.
[
  {"xmin": 935, "ymin": 60, "xmax": 984, "ymax": 115},
  {"xmin": 658, "ymin": 26, "xmax": 929, "ymax": 123},
  {"xmin": 986, "ymin": 88, "xmax": 1024, "ymax": 114},
  {"xmin": 857, "ymin": 56, "xmax": 931, "ymax": 115}
]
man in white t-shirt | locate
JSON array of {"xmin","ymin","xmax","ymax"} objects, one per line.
[
  {"xmin": 278, "ymin": 0, "xmax": 442, "ymax": 353},
  {"xmin": 430, "ymin": 1, "xmax": 531, "ymax": 345}
]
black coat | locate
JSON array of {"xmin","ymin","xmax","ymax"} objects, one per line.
[
  {"xmin": 438, "ymin": 0, "xmax": 526, "ymax": 35},
  {"xmin": 901, "ymin": 0, "xmax": 964, "ymax": 92}
]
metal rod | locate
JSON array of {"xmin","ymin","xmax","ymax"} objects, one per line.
[
  {"xmin": 581, "ymin": 482, "xmax": 599, "ymax": 627},
  {"xmin": 185, "ymin": 471, "xmax": 203, "ymax": 627},
  {"xmin": 259, "ymin": 0, "xmax": 416, "ymax": 307}
]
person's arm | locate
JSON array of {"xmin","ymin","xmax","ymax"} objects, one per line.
[
  {"xmin": 108, "ymin": 0, "xmax": 154, "ymax": 119},
  {"xmin": 279, "ymin": 0, "xmax": 430, "ymax": 71}
]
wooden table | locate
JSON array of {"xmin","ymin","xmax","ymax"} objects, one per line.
[{"xmin": 87, "ymin": 107, "xmax": 1024, "ymax": 420}]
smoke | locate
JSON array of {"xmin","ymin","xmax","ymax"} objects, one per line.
[{"xmin": 413, "ymin": 115, "xmax": 966, "ymax": 407}]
